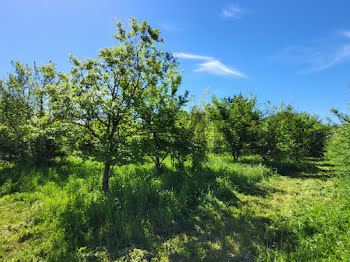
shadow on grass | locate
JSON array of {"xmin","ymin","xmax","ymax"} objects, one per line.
[
  {"xmin": 0, "ymin": 156, "xmax": 281, "ymax": 261},
  {"xmin": 237, "ymin": 155, "xmax": 264, "ymax": 166},
  {"xmin": 0, "ymin": 159, "xmax": 102, "ymax": 196},
  {"xmin": 264, "ymin": 158, "xmax": 335, "ymax": 180},
  {"xmin": 37, "ymin": 160, "xmax": 276, "ymax": 261},
  {"xmin": 165, "ymin": 198, "xmax": 299, "ymax": 262},
  {"xmin": 235, "ymin": 154, "xmax": 335, "ymax": 180},
  {"xmin": 42, "ymin": 157, "xmax": 341, "ymax": 261}
]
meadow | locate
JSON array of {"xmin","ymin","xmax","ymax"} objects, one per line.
[
  {"xmin": 1, "ymin": 154, "xmax": 349, "ymax": 261},
  {"xmin": 1, "ymin": 18, "xmax": 349, "ymax": 261}
]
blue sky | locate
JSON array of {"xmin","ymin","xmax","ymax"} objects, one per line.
[{"xmin": 1, "ymin": 0, "xmax": 350, "ymax": 121}]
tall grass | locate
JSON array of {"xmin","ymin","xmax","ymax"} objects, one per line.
[
  {"xmin": 2, "ymin": 154, "xmax": 348, "ymax": 261},
  {"xmin": 0, "ymin": 155, "xmax": 272, "ymax": 261},
  {"xmin": 257, "ymin": 175, "xmax": 350, "ymax": 261}
]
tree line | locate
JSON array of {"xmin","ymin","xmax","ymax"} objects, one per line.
[{"xmin": 0, "ymin": 19, "xmax": 333, "ymax": 192}]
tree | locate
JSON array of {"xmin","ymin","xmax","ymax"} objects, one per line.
[
  {"xmin": 0, "ymin": 61, "xmax": 33, "ymax": 162},
  {"xmin": 188, "ymin": 106, "xmax": 208, "ymax": 171},
  {"xmin": 28, "ymin": 62, "xmax": 65, "ymax": 166},
  {"xmin": 0, "ymin": 61, "xmax": 63, "ymax": 165},
  {"xmin": 258, "ymin": 105, "xmax": 328, "ymax": 160},
  {"xmin": 49, "ymin": 18, "xmax": 183, "ymax": 192},
  {"xmin": 326, "ymin": 109, "xmax": 350, "ymax": 175},
  {"xmin": 330, "ymin": 108, "xmax": 350, "ymax": 124},
  {"xmin": 138, "ymin": 84, "xmax": 187, "ymax": 173},
  {"xmin": 210, "ymin": 94, "xmax": 259, "ymax": 161}
]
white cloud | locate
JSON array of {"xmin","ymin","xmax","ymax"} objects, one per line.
[
  {"xmin": 194, "ymin": 60, "xmax": 246, "ymax": 77},
  {"xmin": 173, "ymin": 52, "xmax": 246, "ymax": 78},
  {"xmin": 220, "ymin": 4, "xmax": 244, "ymax": 19},
  {"xmin": 173, "ymin": 52, "xmax": 213, "ymax": 60}
]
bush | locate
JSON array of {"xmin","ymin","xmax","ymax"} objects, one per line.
[{"xmin": 326, "ymin": 123, "xmax": 350, "ymax": 176}]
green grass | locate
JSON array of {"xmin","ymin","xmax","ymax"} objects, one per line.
[{"xmin": 0, "ymin": 155, "xmax": 349, "ymax": 261}]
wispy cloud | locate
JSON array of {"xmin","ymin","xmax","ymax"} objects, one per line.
[
  {"xmin": 173, "ymin": 52, "xmax": 213, "ymax": 60},
  {"xmin": 160, "ymin": 24, "xmax": 181, "ymax": 32},
  {"xmin": 310, "ymin": 45, "xmax": 350, "ymax": 72},
  {"xmin": 339, "ymin": 30, "xmax": 350, "ymax": 38},
  {"xmin": 194, "ymin": 60, "xmax": 246, "ymax": 77},
  {"xmin": 220, "ymin": 4, "xmax": 244, "ymax": 19},
  {"xmin": 273, "ymin": 31, "xmax": 350, "ymax": 73},
  {"xmin": 173, "ymin": 52, "xmax": 246, "ymax": 78}
]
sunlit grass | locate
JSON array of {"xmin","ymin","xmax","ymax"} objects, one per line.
[{"xmin": 0, "ymin": 155, "xmax": 349, "ymax": 261}]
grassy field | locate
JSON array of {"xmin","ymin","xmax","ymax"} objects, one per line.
[{"xmin": 0, "ymin": 155, "xmax": 349, "ymax": 261}]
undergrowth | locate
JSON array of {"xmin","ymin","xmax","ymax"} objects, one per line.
[{"xmin": 0, "ymin": 155, "xmax": 349, "ymax": 261}]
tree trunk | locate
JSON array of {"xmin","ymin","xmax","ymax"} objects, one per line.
[
  {"xmin": 155, "ymin": 156, "xmax": 161, "ymax": 173},
  {"xmin": 102, "ymin": 161, "xmax": 111, "ymax": 192},
  {"xmin": 232, "ymin": 151, "xmax": 239, "ymax": 161},
  {"xmin": 153, "ymin": 131, "xmax": 161, "ymax": 173}
]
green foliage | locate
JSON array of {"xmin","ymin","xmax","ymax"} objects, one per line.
[
  {"xmin": 0, "ymin": 61, "xmax": 34, "ymax": 162},
  {"xmin": 138, "ymin": 75, "xmax": 188, "ymax": 172},
  {"xmin": 48, "ymin": 18, "xmax": 184, "ymax": 191},
  {"xmin": 165, "ymin": 106, "xmax": 210, "ymax": 172},
  {"xmin": 188, "ymin": 108, "xmax": 208, "ymax": 171},
  {"xmin": 0, "ymin": 18, "xmax": 330, "ymax": 190},
  {"xmin": 0, "ymin": 61, "xmax": 64, "ymax": 165},
  {"xmin": 326, "ymin": 112, "xmax": 350, "ymax": 175},
  {"xmin": 0, "ymin": 16, "xmax": 345, "ymax": 262},
  {"xmin": 258, "ymin": 105, "xmax": 329, "ymax": 160},
  {"xmin": 210, "ymin": 94, "xmax": 259, "ymax": 161}
]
